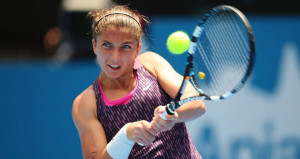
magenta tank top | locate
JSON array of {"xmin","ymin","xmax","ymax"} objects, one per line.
[
  {"xmin": 93, "ymin": 60, "xmax": 202, "ymax": 159},
  {"xmin": 98, "ymin": 71, "xmax": 138, "ymax": 106}
]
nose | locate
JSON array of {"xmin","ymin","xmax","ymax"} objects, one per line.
[{"xmin": 111, "ymin": 48, "xmax": 121, "ymax": 61}]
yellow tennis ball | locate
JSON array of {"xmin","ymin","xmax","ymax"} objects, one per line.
[
  {"xmin": 199, "ymin": 72, "xmax": 205, "ymax": 80},
  {"xmin": 166, "ymin": 31, "xmax": 190, "ymax": 55}
]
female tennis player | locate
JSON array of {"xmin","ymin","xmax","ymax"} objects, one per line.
[{"xmin": 72, "ymin": 4, "xmax": 206, "ymax": 159}]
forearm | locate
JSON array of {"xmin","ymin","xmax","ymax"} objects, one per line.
[
  {"xmin": 83, "ymin": 124, "xmax": 134, "ymax": 159},
  {"xmin": 85, "ymin": 149, "xmax": 112, "ymax": 159},
  {"xmin": 151, "ymin": 100, "xmax": 205, "ymax": 133},
  {"xmin": 176, "ymin": 100, "xmax": 206, "ymax": 123}
]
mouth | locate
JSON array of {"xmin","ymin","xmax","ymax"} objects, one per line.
[{"xmin": 108, "ymin": 64, "xmax": 121, "ymax": 70}]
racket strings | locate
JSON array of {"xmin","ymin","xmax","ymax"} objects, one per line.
[
  {"xmin": 220, "ymin": 12, "xmax": 250, "ymax": 64},
  {"xmin": 193, "ymin": 11, "xmax": 251, "ymax": 96},
  {"xmin": 196, "ymin": 39, "xmax": 222, "ymax": 93},
  {"xmin": 209, "ymin": 12, "xmax": 248, "ymax": 84}
]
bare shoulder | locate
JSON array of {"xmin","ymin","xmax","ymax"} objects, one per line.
[
  {"xmin": 73, "ymin": 85, "xmax": 96, "ymax": 112},
  {"xmin": 138, "ymin": 51, "xmax": 166, "ymax": 64},
  {"xmin": 72, "ymin": 85, "xmax": 97, "ymax": 127},
  {"xmin": 138, "ymin": 51, "xmax": 173, "ymax": 78},
  {"xmin": 72, "ymin": 86, "xmax": 109, "ymax": 158}
]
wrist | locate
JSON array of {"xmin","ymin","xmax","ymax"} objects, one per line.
[{"xmin": 106, "ymin": 123, "xmax": 134, "ymax": 158}]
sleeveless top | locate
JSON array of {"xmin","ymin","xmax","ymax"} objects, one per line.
[{"xmin": 92, "ymin": 60, "xmax": 202, "ymax": 159}]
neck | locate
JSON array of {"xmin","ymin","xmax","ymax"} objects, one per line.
[{"xmin": 99, "ymin": 72, "xmax": 135, "ymax": 90}]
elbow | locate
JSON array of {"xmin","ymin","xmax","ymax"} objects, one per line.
[
  {"xmin": 202, "ymin": 106, "xmax": 207, "ymax": 115},
  {"xmin": 83, "ymin": 151, "xmax": 102, "ymax": 159},
  {"xmin": 198, "ymin": 100, "xmax": 206, "ymax": 115},
  {"xmin": 84, "ymin": 150, "xmax": 111, "ymax": 159}
]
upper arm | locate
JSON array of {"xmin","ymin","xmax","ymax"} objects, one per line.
[
  {"xmin": 138, "ymin": 52, "xmax": 206, "ymax": 121},
  {"xmin": 72, "ymin": 87, "xmax": 111, "ymax": 159},
  {"xmin": 138, "ymin": 52, "xmax": 197, "ymax": 99}
]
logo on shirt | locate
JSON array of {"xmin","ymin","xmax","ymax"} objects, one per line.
[{"xmin": 143, "ymin": 82, "xmax": 153, "ymax": 91}]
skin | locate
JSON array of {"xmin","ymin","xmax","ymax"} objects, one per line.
[{"xmin": 72, "ymin": 27, "xmax": 206, "ymax": 159}]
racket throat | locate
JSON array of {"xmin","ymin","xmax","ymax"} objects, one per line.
[{"xmin": 166, "ymin": 103, "xmax": 176, "ymax": 115}]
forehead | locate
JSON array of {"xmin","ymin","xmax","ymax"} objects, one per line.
[{"xmin": 97, "ymin": 27, "xmax": 138, "ymax": 43}]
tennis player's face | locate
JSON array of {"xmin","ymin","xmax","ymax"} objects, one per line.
[{"xmin": 93, "ymin": 28, "xmax": 141, "ymax": 79}]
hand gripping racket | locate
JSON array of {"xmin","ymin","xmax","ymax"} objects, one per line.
[{"xmin": 160, "ymin": 5, "xmax": 255, "ymax": 118}]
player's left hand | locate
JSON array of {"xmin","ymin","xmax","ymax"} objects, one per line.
[{"xmin": 151, "ymin": 105, "xmax": 178, "ymax": 132}]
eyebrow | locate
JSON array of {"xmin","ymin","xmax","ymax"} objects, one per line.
[
  {"xmin": 122, "ymin": 42, "xmax": 134, "ymax": 45},
  {"xmin": 101, "ymin": 40, "xmax": 134, "ymax": 45}
]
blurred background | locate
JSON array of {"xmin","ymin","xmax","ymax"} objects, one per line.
[{"xmin": 0, "ymin": 0, "xmax": 300, "ymax": 158}]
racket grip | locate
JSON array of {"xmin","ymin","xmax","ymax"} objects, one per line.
[
  {"xmin": 159, "ymin": 104, "xmax": 175, "ymax": 120},
  {"xmin": 159, "ymin": 110, "xmax": 168, "ymax": 120}
]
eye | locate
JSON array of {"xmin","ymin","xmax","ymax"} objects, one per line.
[
  {"xmin": 102, "ymin": 42, "xmax": 112, "ymax": 48},
  {"xmin": 122, "ymin": 44, "xmax": 132, "ymax": 49}
]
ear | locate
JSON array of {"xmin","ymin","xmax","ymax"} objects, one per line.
[
  {"xmin": 92, "ymin": 38, "xmax": 97, "ymax": 55},
  {"xmin": 135, "ymin": 43, "xmax": 142, "ymax": 58}
]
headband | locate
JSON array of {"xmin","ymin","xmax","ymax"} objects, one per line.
[{"xmin": 94, "ymin": 12, "xmax": 141, "ymax": 30}]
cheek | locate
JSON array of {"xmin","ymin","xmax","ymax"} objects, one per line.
[
  {"xmin": 124, "ymin": 54, "xmax": 137, "ymax": 68},
  {"xmin": 123, "ymin": 52, "xmax": 136, "ymax": 61},
  {"xmin": 95, "ymin": 54, "xmax": 101, "ymax": 65},
  {"xmin": 96, "ymin": 52, "xmax": 106, "ymax": 66}
]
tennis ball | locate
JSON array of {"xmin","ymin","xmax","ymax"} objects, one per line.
[
  {"xmin": 166, "ymin": 31, "xmax": 190, "ymax": 55},
  {"xmin": 199, "ymin": 72, "xmax": 205, "ymax": 80}
]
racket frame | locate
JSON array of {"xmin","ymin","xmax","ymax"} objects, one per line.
[{"xmin": 165, "ymin": 5, "xmax": 255, "ymax": 115}]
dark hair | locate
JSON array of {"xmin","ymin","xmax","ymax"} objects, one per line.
[{"xmin": 87, "ymin": 5, "xmax": 149, "ymax": 42}]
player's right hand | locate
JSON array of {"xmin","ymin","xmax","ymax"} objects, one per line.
[{"xmin": 151, "ymin": 106, "xmax": 178, "ymax": 132}]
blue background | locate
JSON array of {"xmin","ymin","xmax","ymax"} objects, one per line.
[{"xmin": 1, "ymin": 15, "xmax": 300, "ymax": 158}]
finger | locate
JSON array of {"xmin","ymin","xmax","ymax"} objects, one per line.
[
  {"xmin": 158, "ymin": 106, "xmax": 166, "ymax": 114},
  {"xmin": 139, "ymin": 130, "xmax": 155, "ymax": 145},
  {"xmin": 134, "ymin": 127, "xmax": 154, "ymax": 146},
  {"xmin": 144, "ymin": 120, "xmax": 159, "ymax": 135},
  {"xmin": 136, "ymin": 137, "xmax": 148, "ymax": 146},
  {"xmin": 154, "ymin": 106, "xmax": 165, "ymax": 117},
  {"xmin": 162, "ymin": 111, "xmax": 178, "ymax": 121},
  {"xmin": 146, "ymin": 126, "xmax": 158, "ymax": 136},
  {"xmin": 155, "ymin": 114, "xmax": 170, "ymax": 125},
  {"xmin": 164, "ymin": 114, "xmax": 177, "ymax": 121},
  {"xmin": 151, "ymin": 118, "xmax": 165, "ymax": 131},
  {"xmin": 150, "ymin": 119, "xmax": 160, "ymax": 132},
  {"xmin": 140, "ymin": 121, "xmax": 156, "ymax": 141},
  {"xmin": 158, "ymin": 109, "xmax": 168, "ymax": 120},
  {"xmin": 150, "ymin": 120, "xmax": 158, "ymax": 131},
  {"xmin": 153, "ymin": 107, "xmax": 160, "ymax": 115},
  {"xmin": 141, "ymin": 120, "xmax": 157, "ymax": 135}
]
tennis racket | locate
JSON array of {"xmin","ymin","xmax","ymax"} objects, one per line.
[{"xmin": 160, "ymin": 5, "xmax": 255, "ymax": 118}]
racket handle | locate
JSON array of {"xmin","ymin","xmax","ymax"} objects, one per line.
[
  {"xmin": 159, "ymin": 110, "xmax": 168, "ymax": 120},
  {"xmin": 159, "ymin": 104, "xmax": 176, "ymax": 120},
  {"xmin": 139, "ymin": 105, "xmax": 175, "ymax": 146}
]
